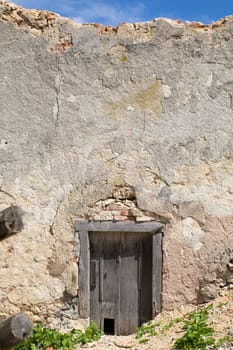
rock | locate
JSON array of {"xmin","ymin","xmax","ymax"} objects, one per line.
[
  {"xmin": 112, "ymin": 185, "xmax": 136, "ymax": 200},
  {"xmin": 199, "ymin": 284, "xmax": 219, "ymax": 303}
]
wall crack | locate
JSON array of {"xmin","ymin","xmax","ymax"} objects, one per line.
[{"xmin": 0, "ymin": 189, "xmax": 15, "ymax": 199}]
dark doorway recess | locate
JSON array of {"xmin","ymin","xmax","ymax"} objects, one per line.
[
  {"xmin": 75, "ymin": 221, "xmax": 164, "ymax": 335},
  {"xmin": 104, "ymin": 318, "xmax": 115, "ymax": 335}
]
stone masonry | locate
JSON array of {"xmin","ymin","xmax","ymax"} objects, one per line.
[{"xmin": 0, "ymin": 1, "xmax": 233, "ymax": 327}]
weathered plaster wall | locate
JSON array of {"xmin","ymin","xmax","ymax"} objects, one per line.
[{"xmin": 0, "ymin": 1, "xmax": 233, "ymax": 325}]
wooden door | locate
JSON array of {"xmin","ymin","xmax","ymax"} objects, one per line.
[
  {"xmin": 89, "ymin": 232, "xmax": 120, "ymax": 332},
  {"xmin": 89, "ymin": 231, "xmax": 152, "ymax": 335}
]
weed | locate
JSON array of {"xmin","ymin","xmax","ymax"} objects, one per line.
[
  {"xmin": 73, "ymin": 320, "xmax": 103, "ymax": 344},
  {"xmin": 215, "ymin": 335, "xmax": 233, "ymax": 347},
  {"xmin": 216, "ymin": 301, "xmax": 228, "ymax": 308},
  {"xmin": 135, "ymin": 304, "xmax": 231, "ymax": 349},
  {"xmin": 162, "ymin": 317, "xmax": 182, "ymax": 332},
  {"xmin": 172, "ymin": 304, "xmax": 215, "ymax": 350},
  {"xmin": 136, "ymin": 317, "xmax": 183, "ymax": 344},
  {"xmin": 136, "ymin": 321, "xmax": 158, "ymax": 343},
  {"xmin": 12, "ymin": 320, "xmax": 103, "ymax": 350},
  {"xmin": 120, "ymin": 55, "xmax": 128, "ymax": 63}
]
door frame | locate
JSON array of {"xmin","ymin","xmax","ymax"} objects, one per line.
[{"xmin": 75, "ymin": 221, "xmax": 164, "ymax": 320}]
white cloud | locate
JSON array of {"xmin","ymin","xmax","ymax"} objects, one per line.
[
  {"xmin": 13, "ymin": 0, "xmax": 146, "ymax": 25},
  {"xmin": 72, "ymin": 16, "xmax": 86, "ymax": 23},
  {"xmin": 198, "ymin": 15, "xmax": 214, "ymax": 24},
  {"xmin": 14, "ymin": 0, "xmax": 52, "ymax": 10},
  {"xmin": 57, "ymin": 0, "xmax": 145, "ymax": 25}
]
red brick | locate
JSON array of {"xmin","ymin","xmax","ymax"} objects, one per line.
[{"xmin": 120, "ymin": 209, "xmax": 129, "ymax": 216}]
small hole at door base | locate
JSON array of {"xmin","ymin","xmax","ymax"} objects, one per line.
[{"xmin": 104, "ymin": 318, "xmax": 115, "ymax": 335}]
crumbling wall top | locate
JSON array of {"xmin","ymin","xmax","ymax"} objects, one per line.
[{"xmin": 0, "ymin": 0, "xmax": 232, "ymax": 39}]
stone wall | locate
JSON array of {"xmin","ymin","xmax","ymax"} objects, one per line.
[{"xmin": 0, "ymin": 1, "xmax": 233, "ymax": 327}]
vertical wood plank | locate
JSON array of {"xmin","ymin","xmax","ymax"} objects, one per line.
[
  {"xmin": 152, "ymin": 232, "xmax": 162, "ymax": 316},
  {"xmin": 139, "ymin": 234, "xmax": 152, "ymax": 325},
  {"xmin": 90, "ymin": 260, "xmax": 97, "ymax": 288},
  {"xmin": 89, "ymin": 232, "xmax": 102, "ymax": 328},
  {"xmin": 119, "ymin": 232, "xmax": 139, "ymax": 335},
  {"xmin": 78, "ymin": 230, "xmax": 90, "ymax": 318},
  {"xmin": 116, "ymin": 251, "xmax": 121, "ymax": 335},
  {"xmin": 99, "ymin": 257, "xmax": 103, "ymax": 303}
]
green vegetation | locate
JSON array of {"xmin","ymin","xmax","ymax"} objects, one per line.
[
  {"xmin": 120, "ymin": 55, "xmax": 128, "ymax": 63},
  {"xmin": 172, "ymin": 304, "xmax": 215, "ymax": 350},
  {"xmin": 215, "ymin": 335, "xmax": 233, "ymax": 348},
  {"xmin": 136, "ymin": 316, "xmax": 184, "ymax": 344},
  {"xmin": 162, "ymin": 317, "xmax": 183, "ymax": 332},
  {"xmin": 12, "ymin": 321, "xmax": 103, "ymax": 350},
  {"xmin": 12, "ymin": 302, "xmax": 231, "ymax": 349},
  {"xmin": 136, "ymin": 320, "xmax": 158, "ymax": 343},
  {"xmin": 136, "ymin": 303, "xmax": 231, "ymax": 350}
]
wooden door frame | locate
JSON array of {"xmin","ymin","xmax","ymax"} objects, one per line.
[{"xmin": 75, "ymin": 221, "xmax": 164, "ymax": 320}]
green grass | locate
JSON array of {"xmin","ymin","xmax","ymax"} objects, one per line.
[{"xmin": 12, "ymin": 320, "xmax": 103, "ymax": 350}]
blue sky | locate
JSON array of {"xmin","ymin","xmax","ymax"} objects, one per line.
[{"xmin": 13, "ymin": 0, "xmax": 233, "ymax": 26}]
